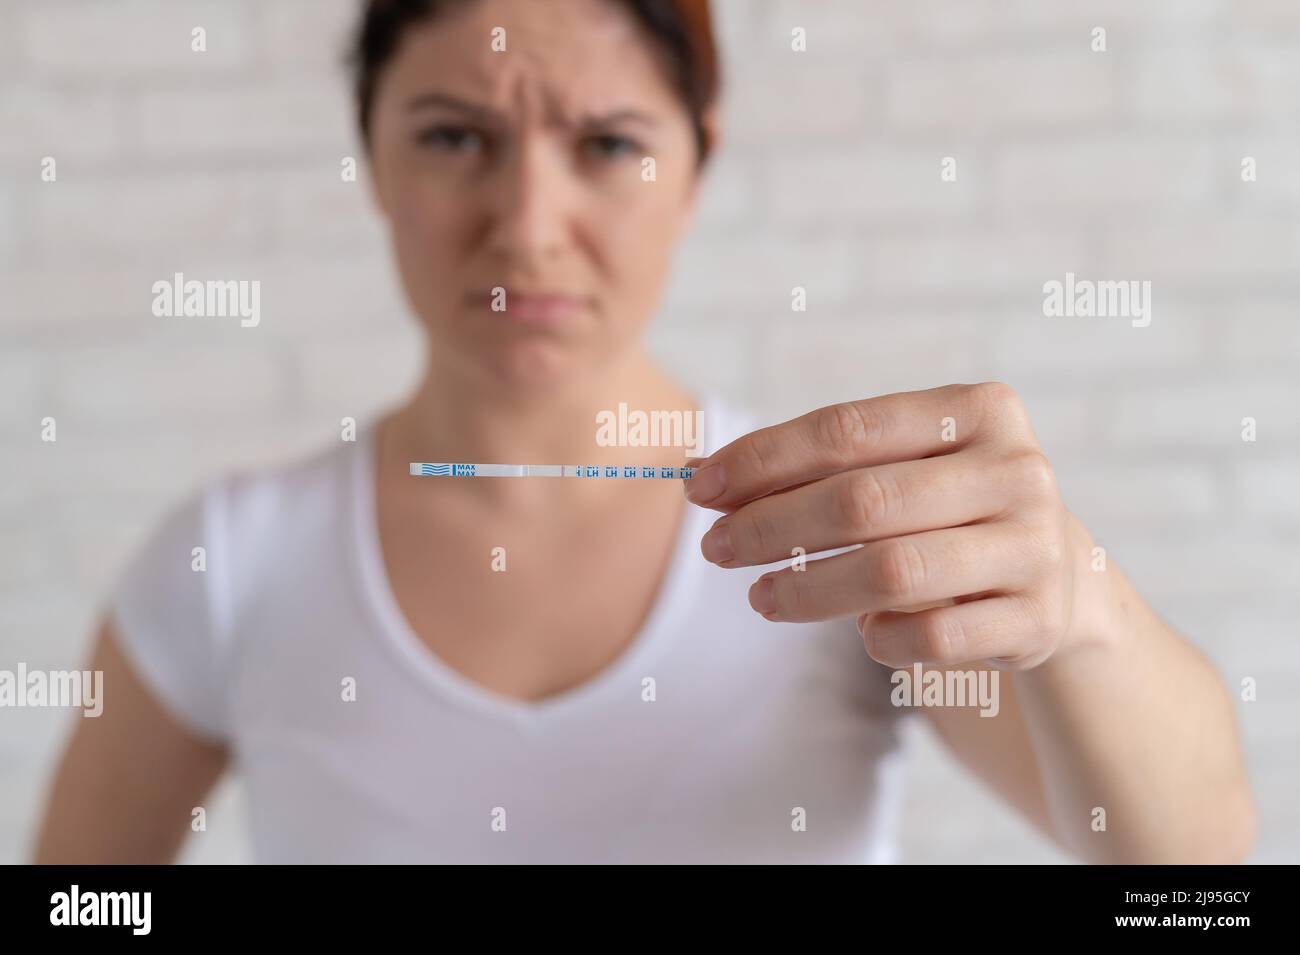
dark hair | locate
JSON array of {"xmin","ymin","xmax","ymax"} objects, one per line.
[{"xmin": 348, "ymin": 0, "xmax": 719, "ymax": 165}]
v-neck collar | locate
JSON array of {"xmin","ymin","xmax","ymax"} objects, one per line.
[{"xmin": 347, "ymin": 395, "xmax": 717, "ymax": 732}]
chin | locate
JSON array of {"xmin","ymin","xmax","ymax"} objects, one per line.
[{"xmin": 473, "ymin": 337, "xmax": 592, "ymax": 393}]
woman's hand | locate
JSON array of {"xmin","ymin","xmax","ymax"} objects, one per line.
[
  {"xmin": 685, "ymin": 382, "xmax": 1109, "ymax": 671},
  {"xmin": 684, "ymin": 381, "xmax": 1258, "ymax": 861}
]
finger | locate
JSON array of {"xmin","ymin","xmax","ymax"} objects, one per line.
[
  {"xmin": 856, "ymin": 593, "xmax": 1048, "ymax": 668},
  {"xmin": 748, "ymin": 522, "xmax": 1037, "ymax": 623},
  {"xmin": 701, "ymin": 449, "xmax": 1016, "ymax": 568},
  {"xmin": 685, "ymin": 383, "xmax": 1005, "ymax": 510}
]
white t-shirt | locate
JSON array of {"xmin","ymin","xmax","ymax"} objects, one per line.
[{"xmin": 109, "ymin": 392, "xmax": 911, "ymax": 863}]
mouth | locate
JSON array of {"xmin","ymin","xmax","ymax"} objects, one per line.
[{"xmin": 470, "ymin": 289, "xmax": 591, "ymax": 326}]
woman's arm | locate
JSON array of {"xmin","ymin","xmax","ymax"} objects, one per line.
[
  {"xmin": 924, "ymin": 511, "xmax": 1255, "ymax": 863},
  {"xmin": 33, "ymin": 618, "xmax": 229, "ymax": 863}
]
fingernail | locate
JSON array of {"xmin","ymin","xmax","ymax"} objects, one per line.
[
  {"xmin": 749, "ymin": 575, "xmax": 776, "ymax": 614},
  {"xmin": 685, "ymin": 462, "xmax": 726, "ymax": 505},
  {"xmin": 700, "ymin": 523, "xmax": 734, "ymax": 564}
]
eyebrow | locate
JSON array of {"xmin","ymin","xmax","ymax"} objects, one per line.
[{"xmin": 405, "ymin": 92, "xmax": 659, "ymax": 129}]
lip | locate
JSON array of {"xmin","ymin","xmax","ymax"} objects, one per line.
[{"xmin": 475, "ymin": 289, "xmax": 589, "ymax": 325}]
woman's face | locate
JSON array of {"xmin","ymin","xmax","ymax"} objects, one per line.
[{"xmin": 367, "ymin": 0, "xmax": 707, "ymax": 389}]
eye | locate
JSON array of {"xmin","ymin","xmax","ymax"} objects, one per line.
[
  {"xmin": 582, "ymin": 133, "xmax": 639, "ymax": 161},
  {"xmin": 415, "ymin": 124, "xmax": 483, "ymax": 153}
]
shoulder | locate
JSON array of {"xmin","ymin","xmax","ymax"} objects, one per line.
[
  {"xmin": 113, "ymin": 427, "xmax": 367, "ymax": 637},
  {"xmin": 106, "ymin": 427, "xmax": 372, "ymax": 739},
  {"xmin": 215, "ymin": 429, "xmax": 363, "ymax": 543},
  {"xmin": 114, "ymin": 426, "xmax": 367, "ymax": 588},
  {"xmin": 205, "ymin": 426, "xmax": 372, "ymax": 610},
  {"xmin": 104, "ymin": 428, "xmax": 369, "ymax": 743}
]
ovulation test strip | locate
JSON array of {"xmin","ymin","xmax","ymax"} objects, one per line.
[{"xmin": 410, "ymin": 462, "xmax": 696, "ymax": 479}]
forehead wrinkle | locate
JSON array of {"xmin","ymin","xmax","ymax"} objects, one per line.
[
  {"xmin": 393, "ymin": 0, "xmax": 676, "ymax": 131},
  {"xmin": 484, "ymin": 0, "xmax": 656, "ymax": 115},
  {"xmin": 483, "ymin": 55, "xmax": 624, "ymax": 133}
]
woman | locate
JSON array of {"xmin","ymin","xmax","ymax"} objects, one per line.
[{"xmin": 35, "ymin": 0, "xmax": 1254, "ymax": 864}]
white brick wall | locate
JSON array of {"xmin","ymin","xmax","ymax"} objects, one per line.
[
  {"xmin": 18, "ymin": 0, "xmax": 255, "ymax": 77},
  {"xmin": 2, "ymin": 0, "xmax": 1297, "ymax": 866}
]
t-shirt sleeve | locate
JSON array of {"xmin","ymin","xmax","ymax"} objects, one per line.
[{"xmin": 107, "ymin": 481, "xmax": 232, "ymax": 744}]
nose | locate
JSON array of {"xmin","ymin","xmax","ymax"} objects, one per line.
[{"xmin": 484, "ymin": 132, "xmax": 572, "ymax": 266}]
